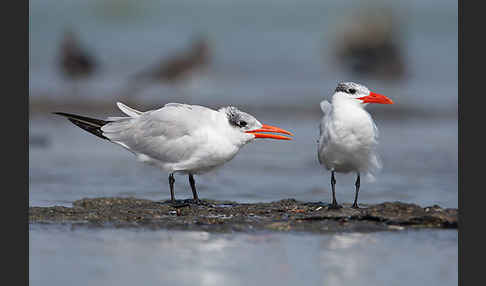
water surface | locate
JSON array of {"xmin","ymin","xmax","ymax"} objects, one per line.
[
  {"xmin": 29, "ymin": 0, "xmax": 458, "ymax": 285},
  {"xmin": 30, "ymin": 225, "xmax": 457, "ymax": 286}
]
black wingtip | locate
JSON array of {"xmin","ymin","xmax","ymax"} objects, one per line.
[
  {"xmin": 53, "ymin": 112, "xmax": 80, "ymax": 118},
  {"xmin": 52, "ymin": 111, "xmax": 111, "ymax": 140}
]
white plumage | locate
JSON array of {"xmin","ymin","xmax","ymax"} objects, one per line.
[
  {"xmin": 317, "ymin": 82, "xmax": 393, "ymax": 208},
  {"xmin": 55, "ymin": 102, "xmax": 293, "ymax": 202},
  {"xmin": 318, "ymin": 98, "xmax": 381, "ymax": 176},
  {"xmin": 103, "ymin": 103, "xmax": 239, "ymax": 174}
]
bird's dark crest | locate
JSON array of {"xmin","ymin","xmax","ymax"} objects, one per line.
[
  {"xmin": 224, "ymin": 106, "xmax": 243, "ymax": 127},
  {"xmin": 335, "ymin": 82, "xmax": 349, "ymax": 93},
  {"xmin": 335, "ymin": 82, "xmax": 363, "ymax": 94}
]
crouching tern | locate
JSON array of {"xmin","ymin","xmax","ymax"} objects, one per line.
[
  {"xmin": 55, "ymin": 102, "xmax": 293, "ymax": 202},
  {"xmin": 318, "ymin": 82, "xmax": 393, "ymax": 209}
]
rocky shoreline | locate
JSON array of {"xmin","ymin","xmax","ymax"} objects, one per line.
[{"xmin": 29, "ymin": 197, "xmax": 458, "ymax": 233}]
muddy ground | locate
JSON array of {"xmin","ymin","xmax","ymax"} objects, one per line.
[{"xmin": 29, "ymin": 198, "xmax": 458, "ymax": 233}]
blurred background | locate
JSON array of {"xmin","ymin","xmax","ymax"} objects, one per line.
[{"xmin": 29, "ymin": 0, "xmax": 458, "ymax": 285}]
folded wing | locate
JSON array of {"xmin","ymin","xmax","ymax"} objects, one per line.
[{"xmin": 101, "ymin": 103, "xmax": 214, "ymax": 165}]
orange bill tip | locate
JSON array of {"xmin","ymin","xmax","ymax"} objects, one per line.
[
  {"xmin": 245, "ymin": 124, "xmax": 294, "ymax": 140},
  {"xmin": 252, "ymin": 133, "xmax": 292, "ymax": 140}
]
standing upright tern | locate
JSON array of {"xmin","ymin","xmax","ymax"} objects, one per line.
[
  {"xmin": 318, "ymin": 82, "xmax": 394, "ymax": 209},
  {"xmin": 55, "ymin": 102, "xmax": 293, "ymax": 202}
]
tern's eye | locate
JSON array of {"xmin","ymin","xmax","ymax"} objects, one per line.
[
  {"xmin": 238, "ymin": 121, "xmax": 247, "ymax": 127},
  {"xmin": 348, "ymin": 88, "xmax": 356, "ymax": 94}
]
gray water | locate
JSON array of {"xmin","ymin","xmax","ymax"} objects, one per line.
[
  {"xmin": 29, "ymin": 113, "xmax": 457, "ymax": 208},
  {"xmin": 29, "ymin": 0, "xmax": 457, "ymax": 285},
  {"xmin": 29, "ymin": 111, "xmax": 458, "ymax": 286},
  {"xmin": 30, "ymin": 225, "xmax": 457, "ymax": 286},
  {"xmin": 29, "ymin": 0, "xmax": 457, "ymax": 114}
]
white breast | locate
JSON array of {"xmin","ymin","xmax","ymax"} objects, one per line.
[{"xmin": 318, "ymin": 101, "xmax": 381, "ymax": 175}]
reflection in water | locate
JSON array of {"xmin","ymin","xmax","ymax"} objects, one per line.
[
  {"xmin": 30, "ymin": 226, "xmax": 457, "ymax": 286},
  {"xmin": 30, "ymin": 0, "xmax": 457, "ymax": 284},
  {"xmin": 319, "ymin": 233, "xmax": 378, "ymax": 284},
  {"xmin": 317, "ymin": 231, "xmax": 458, "ymax": 285}
]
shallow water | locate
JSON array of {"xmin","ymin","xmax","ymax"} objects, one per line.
[
  {"xmin": 29, "ymin": 0, "xmax": 457, "ymax": 284},
  {"xmin": 29, "ymin": 112, "xmax": 457, "ymax": 285},
  {"xmin": 29, "ymin": 225, "xmax": 457, "ymax": 286},
  {"xmin": 29, "ymin": 113, "xmax": 457, "ymax": 208}
]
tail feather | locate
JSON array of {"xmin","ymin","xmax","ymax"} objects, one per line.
[
  {"xmin": 117, "ymin": 102, "xmax": 142, "ymax": 117},
  {"xmin": 53, "ymin": 112, "xmax": 112, "ymax": 140}
]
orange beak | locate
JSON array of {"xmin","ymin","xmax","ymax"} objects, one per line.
[
  {"xmin": 245, "ymin": 124, "xmax": 294, "ymax": 140},
  {"xmin": 358, "ymin": 92, "xmax": 394, "ymax": 104}
]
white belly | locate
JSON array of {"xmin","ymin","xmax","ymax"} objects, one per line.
[
  {"xmin": 321, "ymin": 140, "xmax": 377, "ymax": 173},
  {"xmin": 161, "ymin": 130, "xmax": 240, "ymax": 175},
  {"xmin": 318, "ymin": 106, "xmax": 381, "ymax": 174}
]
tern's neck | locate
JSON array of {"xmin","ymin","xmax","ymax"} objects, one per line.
[
  {"xmin": 332, "ymin": 96, "xmax": 364, "ymax": 109},
  {"xmin": 331, "ymin": 96, "xmax": 371, "ymax": 123}
]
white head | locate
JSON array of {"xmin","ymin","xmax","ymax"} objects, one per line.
[
  {"xmin": 332, "ymin": 82, "xmax": 394, "ymax": 107},
  {"xmin": 219, "ymin": 106, "xmax": 293, "ymax": 145}
]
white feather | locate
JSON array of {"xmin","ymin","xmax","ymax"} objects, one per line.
[
  {"xmin": 105, "ymin": 102, "xmax": 143, "ymax": 121},
  {"xmin": 106, "ymin": 116, "xmax": 128, "ymax": 121},
  {"xmin": 100, "ymin": 103, "xmax": 250, "ymax": 175},
  {"xmin": 317, "ymin": 95, "xmax": 382, "ymax": 178},
  {"xmin": 117, "ymin": 102, "xmax": 142, "ymax": 117},
  {"xmin": 320, "ymin": 100, "xmax": 332, "ymax": 115}
]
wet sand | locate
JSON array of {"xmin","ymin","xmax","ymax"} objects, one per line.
[{"xmin": 29, "ymin": 197, "xmax": 457, "ymax": 233}]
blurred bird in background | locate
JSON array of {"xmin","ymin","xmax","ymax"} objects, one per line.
[
  {"xmin": 133, "ymin": 36, "xmax": 211, "ymax": 84},
  {"xmin": 120, "ymin": 35, "xmax": 211, "ymax": 99},
  {"xmin": 58, "ymin": 29, "xmax": 98, "ymax": 97},
  {"xmin": 58, "ymin": 29, "xmax": 98, "ymax": 81},
  {"xmin": 330, "ymin": 7, "xmax": 406, "ymax": 81}
]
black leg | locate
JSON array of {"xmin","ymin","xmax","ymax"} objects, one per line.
[
  {"xmin": 169, "ymin": 173, "xmax": 175, "ymax": 202},
  {"xmin": 188, "ymin": 174, "xmax": 199, "ymax": 201},
  {"xmin": 329, "ymin": 171, "xmax": 341, "ymax": 209},
  {"xmin": 352, "ymin": 173, "xmax": 360, "ymax": 208}
]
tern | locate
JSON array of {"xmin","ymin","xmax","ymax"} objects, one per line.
[
  {"xmin": 54, "ymin": 102, "xmax": 293, "ymax": 202},
  {"xmin": 332, "ymin": 10, "xmax": 406, "ymax": 80},
  {"xmin": 59, "ymin": 29, "xmax": 97, "ymax": 80},
  {"xmin": 133, "ymin": 37, "xmax": 210, "ymax": 84},
  {"xmin": 317, "ymin": 82, "xmax": 393, "ymax": 209}
]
